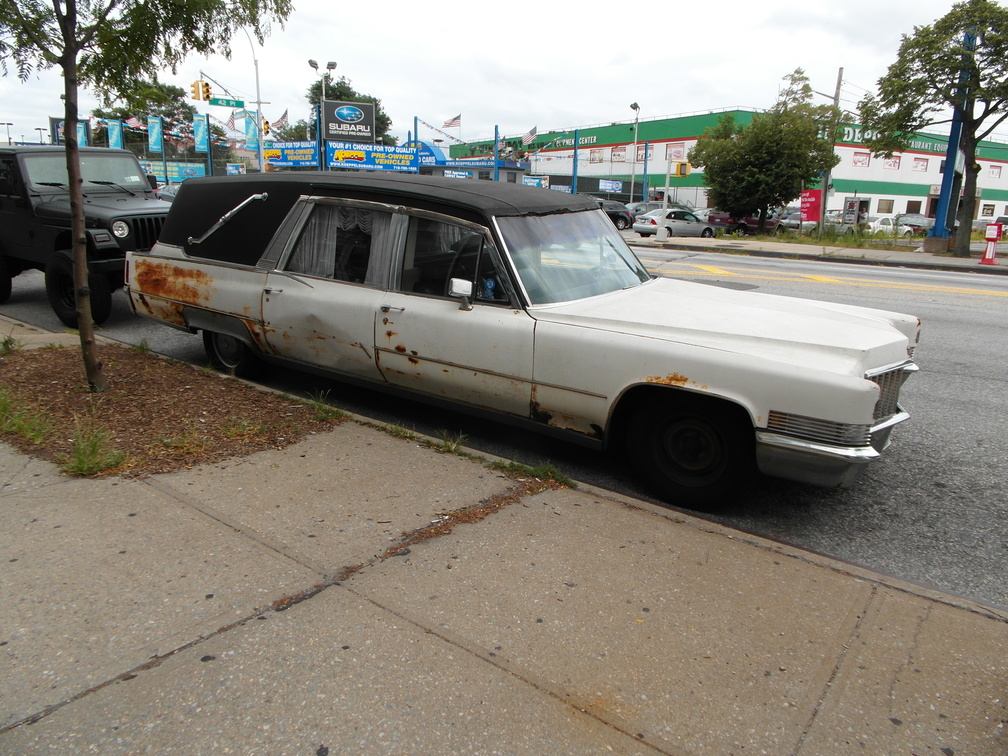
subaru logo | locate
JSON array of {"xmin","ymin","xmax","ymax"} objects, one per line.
[{"xmin": 335, "ymin": 106, "xmax": 365, "ymax": 123}]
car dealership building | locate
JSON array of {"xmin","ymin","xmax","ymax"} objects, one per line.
[{"xmin": 453, "ymin": 109, "xmax": 1008, "ymax": 223}]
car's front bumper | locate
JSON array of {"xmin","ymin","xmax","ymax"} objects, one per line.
[{"xmin": 754, "ymin": 408, "xmax": 909, "ymax": 488}]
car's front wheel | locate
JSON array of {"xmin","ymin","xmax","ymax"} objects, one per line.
[
  {"xmin": 701, "ymin": 228, "xmax": 714, "ymax": 238},
  {"xmin": 44, "ymin": 252, "xmax": 113, "ymax": 328},
  {"xmin": 203, "ymin": 330, "xmax": 263, "ymax": 378},
  {"xmin": 627, "ymin": 395, "xmax": 755, "ymax": 510}
]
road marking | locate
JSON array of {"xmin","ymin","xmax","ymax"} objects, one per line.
[{"xmin": 645, "ymin": 261, "xmax": 1008, "ymax": 298}]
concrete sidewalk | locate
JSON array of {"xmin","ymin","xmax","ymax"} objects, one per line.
[{"xmin": 1, "ymin": 319, "xmax": 1006, "ymax": 754}]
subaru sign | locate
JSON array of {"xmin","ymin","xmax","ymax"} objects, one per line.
[{"xmin": 323, "ymin": 100, "xmax": 375, "ymax": 144}]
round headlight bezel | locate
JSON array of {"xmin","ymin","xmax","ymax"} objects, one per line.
[{"xmin": 111, "ymin": 220, "xmax": 130, "ymax": 239}]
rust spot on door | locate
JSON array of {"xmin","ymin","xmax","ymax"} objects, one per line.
[
  {"xmin": 394, "ymin": 344, "xmax": 407, "ymax": 353},
  {"xmin": 386, "ymin": 330, "xmax": 397, "ymax": 339}
]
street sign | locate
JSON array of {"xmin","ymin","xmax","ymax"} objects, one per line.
[{"xmin": 208, "ymin": 97, "xmax": 244, "ymax": 108}]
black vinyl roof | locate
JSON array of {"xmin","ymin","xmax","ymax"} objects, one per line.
[
  {"xmin": 159, "ymin": 172, "xmax": 598, "ymax": 264},
  {"xmin": 175, "ymin": 171, "xmax": 595, "ymax": 217}
]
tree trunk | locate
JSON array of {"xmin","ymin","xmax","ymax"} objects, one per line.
[
  {"xmin": 954, "ymin": 127, "xmax": 980, "ymax": 258},
  {"xmin": 59, "ymin": 4, "xmax": 109, "ymax": 392}
]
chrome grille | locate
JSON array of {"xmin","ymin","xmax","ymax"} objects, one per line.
[
  {"xmin": 766, "ymin": 411, "xmax": 871, "ymax": 447},
  {"xmin": 868, "ymin": 363, "xmax": 915, "ymax": 420}
]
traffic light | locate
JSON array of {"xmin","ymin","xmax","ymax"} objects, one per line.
[
  {"xmin": 190, "ymin": 81, "xmax": 202, "ymax": 100},
  {"xmin": 262, "ymin": 119, "xmax": 270, "ymax": 136},
  {"xmin": 674, "ymin": 161, "xmax": 692, "ymax": 177},
  {"xmin": 201, "ymin": 81, "xmax": 212, "ymax": 101}
]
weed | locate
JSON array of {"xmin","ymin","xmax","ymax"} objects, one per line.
[
  {"xmin": 387, "ymin": 424, "xmax": 418, "ymax": 441},
  {"xmin": 60, "ymin": 416, "xmax": 125, "ymax": 475},
  {"xmin": 159, "ymin": 430, "xmax": 209, "ymax": 455},
  {"xmin": 429, "ymin": 429, "xmax": 468, "ymax": 454},
  {"xmin": 490, "ymin": 459, "xmax": 574, "ymax": 488},
  {"xmin": 305, "ymin": 390, "xmax": 347, "ymax": 422},
  {"xmin": 128, "ymin": 339, "xmax": 152, "ymax": 355},
  {"xmin": 222, "ymin": 418, "xmax": 269, "ymax": 439},
  {"xmin": 0, "ymin": 333, "xmax": 22, "ymax": 356}
]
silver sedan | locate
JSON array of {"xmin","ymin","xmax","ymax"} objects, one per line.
[{"xmin": 633, "ymin": 208, "xmax": 716, "ymax": 238}]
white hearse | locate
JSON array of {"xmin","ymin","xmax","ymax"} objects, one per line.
[{"xmin": 126, "ymin": 173, "xmax": 920, "ymax": 509}]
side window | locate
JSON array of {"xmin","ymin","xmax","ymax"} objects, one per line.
[
  {"xmin": 0, "ymin": 159, "xmax": 15, "ymax": 196},
  {"xmin": 285, "ymin": 203, "xmax": 394, "ymax": 285},
  {"xmin": 399, "ymin": 216, "xmax": 512, "ymax": 304}
]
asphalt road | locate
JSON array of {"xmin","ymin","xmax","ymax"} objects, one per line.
[{"xmin": 4, "ymin": 257, "xmax": 1006, "ymax": 612}]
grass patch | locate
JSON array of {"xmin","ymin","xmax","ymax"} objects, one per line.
[
  {"xmin": 490, "ymin": 459, "xmax": 574, "ymax": 488},
  {"xmin": 59, "ymin": 416, "xmax": 125, "ymax": 475},
  {"xmin": 0, "ymin": 387, "xmax": 52, "ymax": 444},
  {"xmin": 222, "ymin": 418, "xmax": 269, "ymax": 439},
  {"xmin": 429, "ymin": 429, "xmax": 467, "ymax": 454},
  {"xmin": 386, "ymin": 424, "xmax": 419, "ymax": 441},
  {"xmin": 128, "ymin": 339, "xmax": 152, "ymax": 355},
  {"xmin": 159, "ymin": 430, "xmax": 210, "ymax": 455}
]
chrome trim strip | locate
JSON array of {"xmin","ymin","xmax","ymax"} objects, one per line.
[{"xmin": 755, "ymin": 431, "xmax": 880, "ymax": 463}]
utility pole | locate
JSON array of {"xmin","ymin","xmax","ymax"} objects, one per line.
[{"xmin": 819, "ymin": 67, "xmax": 843, "ymax": 237}]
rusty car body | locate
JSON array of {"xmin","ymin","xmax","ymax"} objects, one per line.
[{"xmin": 126, "ymin": 173, "xmax": 920, "ymax": 509}]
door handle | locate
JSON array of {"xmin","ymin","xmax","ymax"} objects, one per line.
[
  {"xmin": 380, "ymin": 305, "xmax": 405, "ymax": 313},
  {"xmin": 264, "ymin": 287, "xmax": 282, "ymax": 295}
]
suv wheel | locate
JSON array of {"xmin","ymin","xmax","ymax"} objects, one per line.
[
  {"xmin": 615, "ymin": 217, "xmax": 630, "ymax": 230},
  {"xmin": 44, "ymin": 252, "xmax": 113, "ymax": 328},
  {"xmin": 0, "ymin": 256, "xmax": 12, "ymax": 304}
]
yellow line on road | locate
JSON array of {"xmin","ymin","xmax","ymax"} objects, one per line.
[{"xmin": 647, "ymin": 262, "xmax": 1008, "ymax": 298}]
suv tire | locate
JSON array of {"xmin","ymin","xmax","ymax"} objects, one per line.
[
  {"xmin": 0, "ymin": 256, "xmax": 12, "ymax": 304},
  {"xmin": 44, "ymin": 252, "xmax": 113, "ymax": 328}
]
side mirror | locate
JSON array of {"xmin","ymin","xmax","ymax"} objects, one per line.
[{"xmin": 448, "ymin": 277, "xmax": 473, "ymax": 310}]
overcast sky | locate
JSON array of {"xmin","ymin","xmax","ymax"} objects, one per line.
[{"xmin": 0, "ymin": 0, "xmax": 977, "ymax": 146}]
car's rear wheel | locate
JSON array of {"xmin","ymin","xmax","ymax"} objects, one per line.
[
  {"xmin": 0, "ymin": 256, "xmax": 12, "ymax": 304},
  {"xmin": 627, "ymin": 395, "xmax": 755, "ymax": 510},
  {"xmin": 701, "ymin": 228, "xmax": 714, "ymax": 238},
  {"xmin": 202, "ymin": 329, "xmax": 263, "ymax": 378},
  {"xmin": 44, "ymin": 252, "xmax": 113, "ymax": 328},
  {"xmin": 615, "ymin": 217, "xmax": 629, "ymax": 230}
]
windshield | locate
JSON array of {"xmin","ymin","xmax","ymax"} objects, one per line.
[
  {"xmin": 21, "ymin": 153, "xmax": 149, "ymax": 191},
  {"xmin": 497, "ymin": 208, "xmax": 651, "ymax": 305}
]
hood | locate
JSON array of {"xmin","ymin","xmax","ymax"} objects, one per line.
[
  {"xmin": 33, "ymin": 190, "xmax": 169, "ymax": 222},
  {"xmin": 528, "ymin": 277, "xmax": 917, "ymax": 376}
]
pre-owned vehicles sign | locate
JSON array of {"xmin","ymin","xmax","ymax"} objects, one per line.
[
  {"xmin": 326, "ymin": 141, "xmax": 418, "ymax": 172},
  {"xmin": 323, "ymin": 101, "xmax": 376, "ymax": 144}
]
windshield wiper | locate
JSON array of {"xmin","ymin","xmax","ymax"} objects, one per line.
[
  {"xmin": 36, "ymin": 181, "xmax": 68, "ymax": 187},
  {"xmin": 88, "ymin": 180, "xmax": 137, "ymax": 196}
]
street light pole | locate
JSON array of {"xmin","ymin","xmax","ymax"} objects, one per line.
[
  {"xmin": 241, "ymin": 28, "xmax": 265, "ymax": 173},
  {"xmin": 629, "ymin": 103, "xmax": 640, "ymax": 204},
  {"xmin": 309, "ymin": 59, "xmax": 337, "ymax": 171},
  {"xmin": 35, "ymin": 127, "xmax": 47, "ymax": 143},
  {"xmin": 0, "ymin": 123, "xmax": 12, "ymax": 146}
]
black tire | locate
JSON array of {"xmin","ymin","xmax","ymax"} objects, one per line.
[
  {"xmin": 202, "ymin": 329, "xmax": 263, "ymax": 378},
  {"xmin": 627, "ymin": 395, "xmax": 755, "ymax": 510},
  {"xmin": 735, "ymin": 223, "xmax": 749, "ymax": 235},
  {"xmin": 615, "ymin": 217, "xmax": 629, "ymax": 230},
  {"xmin": 44, "ymin": 252, "xmax": 114, "ymax": 328},
  {"xmin": 0, "ymin": 256, "xmax": 12, "ymax": 304},
  {"xmin": 700, "ymin": 228, "xmax": 714, "ymax": 238}
]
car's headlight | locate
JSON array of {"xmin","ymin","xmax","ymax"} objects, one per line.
[{"xmin": 111, "ymin": 220, "xmax": 130, "ymax": 238}]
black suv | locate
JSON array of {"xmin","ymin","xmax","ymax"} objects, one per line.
[
  {"xmin": 594, "ymin": 198, "xmax": 633, "ymax": 230},
  {"xmin": 0, "ymin": 146, "xmax": 169, "ymax": 326}
]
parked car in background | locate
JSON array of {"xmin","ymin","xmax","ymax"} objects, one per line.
[
  {"xmin": 156, "ymin": 182, "xmax": 181, "ymax": 202},
  {"xmin": 779, "ymin": 212, "xmax": 818, "ymax": 234},
  {"xmin": 627, "ymin": 200, "xmax": 692, "ymax": 220},
  {"xmin": 595, "ymin": 198, "xmax": 633, "ymax": 230},
  {"xmin": 699, "ymin": 208, "xmax": 779, "ymax": 235},
  {"xmin": 896, "ymin": 214, "xmax": 934, "ymax": 235},
  {"xmin": 633, "ymin": 208, "xmax": 716, "ymax": 238},
  {"xmin": 126, "ymin": 172, "xmax": 920, "ymax": 510},
  {"xmin": 863, "ymin": 215, "xmax": 914, "ymax": 237}
]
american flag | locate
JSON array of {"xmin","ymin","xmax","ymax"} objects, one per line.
[
  {"xmin": 442, "ymin": 113, "xmax": 461, "ymax": 129},
  {"xmin": 521, "ymin": 126, "xmax": 537, "ymax": 146},
  {"xmin": 273, "ymin": 109, "xmax": 289, "ymax": 129},
  {"xmin": 226, "ymin": 111, "xmax": 236, "ymax": 131}
]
